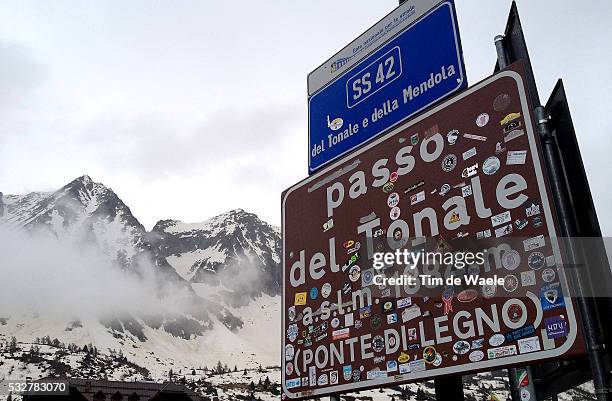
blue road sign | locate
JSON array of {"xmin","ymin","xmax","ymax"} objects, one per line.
[{"xmin": 308, "ymin": 0, "xmax": 466, "ymax": 174}]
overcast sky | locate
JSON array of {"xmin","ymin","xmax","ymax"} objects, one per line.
[{"xmin": 0, "ymin": 1, "xmax": 610, "ymax": 233}]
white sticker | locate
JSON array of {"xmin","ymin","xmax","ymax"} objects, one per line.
[
  {"xmin": 523, "ymin": 235, "xmax": 546, "ymax": 251},
  {"xmin": 401, "ymin": 305, "xmax": 421, "ymax": 323},
  {"xmin": 491, "ymin": 210, "xmax": 511, "ymax": 227},
  {"xmin": 330, "ymin": 371, "xmax": 339, "ymax": 385},
  {"xmin": 521, "ymin": 270, "xmax": 537, "ymax": 286},
  {"xmin": 520, "ymin": 388, "xmax": 531, "ymax": 401},
  {"xmin": 476, "ymin": 113, "xmax": 490, "ymax": 127},
  {"xmin": 462, "ymin": 147, "xmax": 477, "ymax": 160},
  {"xmin": 505, "ymin": 129, "xmax": 525, "ymax": 142},
  {"xmin": 495, "ymin": 224, "xmax": 513, "ymax": 238},
  {"xmin": 477, "ymin": 229, "xmax": 491, "ymax": 239},
  {"xmin": 489, "ymin": 333, "xmax": 505, "ymax": 347},
  {"xmin": 397, "ymin": 297, "xmax": 412, "ymax": 308},
  {"xmin": 410, "ymin": 190, "xmax": 425, "ymax": 205},
  {"xmin": 469, "ymin": 350, "xmax": 484, "ymax": 362},
  {"xmin": 487, "ymin": 345, "xmax": 517, "ymax": 359},
  {"xmin": 345, "ymin": 313, "xmax": 354, "ymax": 327},
  {"xmin": 507, "ymin": 150, "xmax": 527, "ymax": 165},
  {"xmin": 464, "ymin": 133, "xmax": 487, "ymax": 141},
  {"xmin": 462, "ymin": 185, "xmax": 473, "ymax": 197},
  {"xmin": 541, "ymin": 329, "xmax": 556, "ymax": 350},
  {"xmin": 518, "ymin": 336, "xmax": 541, "ymax": 354}
]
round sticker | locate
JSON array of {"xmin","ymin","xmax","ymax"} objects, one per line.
[
  {"xmin": 362, "ymin": 270, "xmax": 374, "ymax": 285},
  {"xmin": 349, "ymin": 265, "xmax": 361, "ymax": 282},
  {"xmin": 542, "ymin": 268, "xmax": 556, "ymax": 283},
  {"xmin": 390, "ymin": 207, "xmax": 401, "ymax": 220},
  {"xmin": 442, "ymin": 154, "xmax": 458, "ymax": 172},
  {"xmin": 493, "ymin": 93, "xmax": 512, "ymax": 111},
  {"xmin": 457, "ymin": 289, "xmax": 478, "ymax": 303},
  {"xmin": 286, "ymin": 362, "xmax": 294, "ymax": 375},
  {"xmin": 508, "ymin": 303, "xmax": 523, "ymax": 323},
  {"xmin": 321, "ymin": 282, "xmax": 332, "ymax": 298},
  {"xmin": 520, "ymin": 388, "xmax": 531, "ymax": 401},
  {"xmin": 483, "ymin": 156, "xmax": 501, "ymax": 175},
  {"xmin": 383, "ymin": 182, "xmax": 394, "ymax": 193},
  {"xmin": 388, "ymin": 335, "xmax": 397, "ymax": 348},
  {"xmin": 309, "ymin": 287, "xmax": 318, "ymax": 299},
  {"xmin": 489, "ymin": 333, "xmax": 505, "ymax": 347},
  {"xmin": 502, "ymin": 250, "xmax": 521, "ymax": 270},
  {"xmin": 389, "ymin": 171, "xmax": 399, "ymax": 183},
  {"xmin": 503, "ymin": 274, "xmax": 518, "ymax": 292},
  {"xmin": 331, "ymin": 317, "xmax": 340, "ymax": 328},
  {"xmin": 329, "ymin": 117, "xmax": 344, "ymax": 130},
  {"xmin": 372, "ymin": 335, "xmax": 385, "ymax": 352},
  {"xmin": 447, "ymin": 129, "xmax": 459, "ymax": 145},
  {"xmin": 433, "ymin": 353, "xmax": 443, "ymax": 367},
  {"xmin": 469, "ymin": 350, "xmax": 484, "ymax": 362},
  {"xmin": 393, "ymin": 228, "xmax": 403, "ymax": 241},
  {"xmin": 528, "ymin": 252, "xmax": 545, "ymax": 270},
  {"xmin": 482, "ymin": 284, "xmax": 497, "ymax": 298},
  {"xmin": 453, "ymin": 340, "xmax": 470, "ymax": 355},
  {"xmin": 285, "ymin": 344, "xmax": 295, "ymax": 361},
  {"xmin": 288, "ymin": 306, "xmax": 296, "ymax": 321},
  {"xmin": 387, "ymin": 192, "xmax": 400, "ymax": 208},
  {"xmin": 423, "ymin": 346, "xmax": 437, "ymax": 364},
  {"xmin": 439, "ymin": 183, "xmax": 451, "ymax": 196},
  {"xmin": 476, "ymin": 113, "xmax": 490, "ymax": 127}
]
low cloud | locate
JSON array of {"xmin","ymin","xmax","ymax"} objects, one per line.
[{"xmin": 0, "ymin": 226, "xmax": 192, "ymax": 320}]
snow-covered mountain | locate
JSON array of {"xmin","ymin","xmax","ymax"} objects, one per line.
[
  {"xmin": 150, "ymin": 209, "xmax": 281, "ymax": 303},
  {"xmin": 0, "ymin": 175, "xmax": 282, "ymax": 377}
]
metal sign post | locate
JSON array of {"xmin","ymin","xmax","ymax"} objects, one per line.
[{"xmin": 493, "ymin": 3, "xmax": 612, "ymax": 401}]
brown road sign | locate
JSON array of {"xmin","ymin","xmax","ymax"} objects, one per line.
[{"xmin": 281, "ymin": 64, "xmax": 584, "ymax": 399}]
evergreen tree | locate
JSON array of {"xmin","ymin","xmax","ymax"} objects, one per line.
[
  {"xmin": 169, "ymin": 368, "xmax": 174, "ymax": 378},
  {"xmin": 249, "ymin": 381, "xmax": 255, "ymax": 392},
  {"xmin": 263, "ymin": 376, "xmax": 271, "ymax": 390},
  {"xmin": 9, "ymin": 336, "xmax": 17, "ymax": 354},
  {"xmin": 243, "ymin": 368, "xmax": 248, "ymax": 376},
  {"xmin": 234, "ymin": 365, "xmax": 238, "ymax": 372},
  {"xmin": 216, "ymin": 360, "xmax": 223, "ymax": 374}
]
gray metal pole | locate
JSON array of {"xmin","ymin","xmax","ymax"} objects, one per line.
[
  {"xmin": 494, "ymin": 35, "xmax": 508, "ymax": 68},
  {"xmin": 508, "ymin": 368, "xmax": 520, "ymax": 401},
  {"xmin": 535, "ymin": 106, "xmax": 611, "ymax": 401}
]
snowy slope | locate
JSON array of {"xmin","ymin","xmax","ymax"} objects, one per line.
[{"xmin": 0, "ymin": 175, "xmax": 282, "ymax": 385}]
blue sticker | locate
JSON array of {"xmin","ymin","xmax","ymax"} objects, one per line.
[
  {"xmin": 504, "ymin": 324, "xmax": 535, "ymax": 342},
  {"xmin": 545, "ymin": 316, "xmax": 568, "ymax": 339},
  {"xmin": 343, "ymin": 365, "xmax": 352, "ymax": 381},
  {"xmin": 540, "ymin": 282, "xmax": 565, "ymax": 311},
  {"xmin": 310, "ymin": 287, "xmax": 319, "ymax": 300},
  {"xmin": 286, "ymin": 378, "xmax": 301, "ymax": 389}
]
